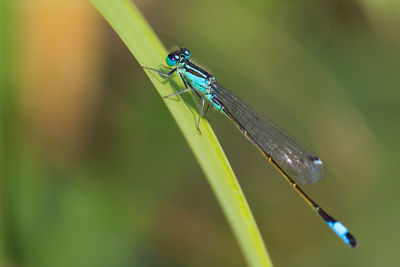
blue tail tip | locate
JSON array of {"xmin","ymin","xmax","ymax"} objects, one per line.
[
  {"xmin": 329, "ymin": 221, "xmax": 358, "ymax": 248},
  {"xmin": 345, "ymin": 232, "xmax": 358, "ymax": 248}
]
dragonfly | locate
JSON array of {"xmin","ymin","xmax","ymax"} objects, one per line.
[{"xmin": 143, "ymin": 48, "xmax": 358, "ymax": 248}]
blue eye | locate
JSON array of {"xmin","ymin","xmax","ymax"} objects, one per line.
[
  {"xmin": 182, "ymin": 49, "xmax": 191, "ymax": 59},
  {"xmin": 166, "ymin": 54, "xmax": 177, "ymax": 66}
]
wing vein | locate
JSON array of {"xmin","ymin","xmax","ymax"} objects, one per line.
[{"xmin": 211, "ymin": 82, "xmax": 324, "ymax": 184}]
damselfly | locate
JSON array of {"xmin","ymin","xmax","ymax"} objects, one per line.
[{"xmin": 143, "ymin": 48, "xmax": 358, "ymax": 248}]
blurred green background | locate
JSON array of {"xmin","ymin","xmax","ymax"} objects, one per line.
[{"xmin": 1, "ymin": 0, "xmax": 399, "ymax": 266}]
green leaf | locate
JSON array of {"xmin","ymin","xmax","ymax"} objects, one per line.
[{"xmin": 90, "ymin": 0, "xmax": 272, "ymax": 266}]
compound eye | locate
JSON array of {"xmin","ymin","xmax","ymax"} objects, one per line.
[
  {"xmin": 166, "ymin": 54, "xmax": 178, "ymax": 66},
  {"xmin": 182, "ymin": 48, "xmax": 191, "ymax": 59}
]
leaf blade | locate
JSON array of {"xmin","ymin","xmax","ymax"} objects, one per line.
[{"xmin": 91, "ymin": 1, "xmax": 273, "ymax": 266}]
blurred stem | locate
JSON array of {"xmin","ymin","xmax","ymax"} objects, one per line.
[
  {"xmin": 357, "ymin": 0, "xmax": 400, "ymax": 43},
  {"xmin": 91, "ymin": 0, "xmax": 272, "ymax": 266},
  {"xmin": 0, "ymin": 0, "xmax": 18, "ymax": 264}
]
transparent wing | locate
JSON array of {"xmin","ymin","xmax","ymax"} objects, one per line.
[{"xmin": 211, "ymin": 82, "xmax": 325, "ymax": 184}]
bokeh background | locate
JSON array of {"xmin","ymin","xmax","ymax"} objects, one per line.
[{"xmin": 1, "ymin": 0, "xmax": 399, "ymax": 266}]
